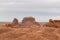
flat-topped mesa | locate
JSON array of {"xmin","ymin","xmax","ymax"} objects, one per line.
[
  {"xmin": 22, "ymin": 17, "xmax": 35, "ymax": 23},
  {"xmin": 21, "ymin": 17, "xmax": 40, "ymax": 28},
  {"xmin": 12, "ymin": 18, "xmax": 19, "ymax": 26}
]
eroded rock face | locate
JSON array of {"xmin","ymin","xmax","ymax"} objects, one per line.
[
  {"xmin": 5, "ymin": 17, "xmax": 40, "ymax": 28},
  {"xmin": 5, "ymin": 18, "xmax": 19, "ymax": 27},
  {"xmin": 22, "ymin": 17, "xmax": 35, "ymax": 23},
  {"xmin": 12, "ymin": 18, "xmax": 18, "ymax": 26},
  {"xmin": 49, "ymin": 19, "xmax": 53, "ymax": 22},
  {"xmin": 44, "ymin": 19, "xmax": 60, "ymax": 28},
  {"xmin": 21, "ymin": 17, "xmax": 40, "ymax": 28},
  {"xmin": 49, "ymin": 19, "xmax": 60, "ymax": 23},
  {"xmin": 5, "ymin": 24, "xmax": 13, "ymax": 27}
]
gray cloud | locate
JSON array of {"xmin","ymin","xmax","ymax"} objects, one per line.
[{"xmin": 0, "ymin": 0, "xmax": 59, "ymax": 22}]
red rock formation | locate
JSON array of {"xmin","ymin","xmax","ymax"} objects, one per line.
[
  {"xmin": 49, "ymin": 19, "xmax": 53, "ymax": 22},
  {"xmin": 21, "ymin": 17, "xmax": 40, "ymax": 28},
  {"xmin": 5, "ymin": 17, "xmax": 40, "ymax": 28},
  {"xmin": 12, "ymin": 18, "xmax": 18, "ymax": 26},
  {"xmin": 5, "ymin": 18, "xmax": 19, "ymax": 28},
  {"xmin": 22, "ymin": 17, "xmax": 35, "ymax": 23},
  {"xmin": 53, "ymin": 20, "xmax": 60, "ymax": 22},
  {"xmin": 44, "ymin": 19, "xmax": 60, "ymax": 28}
]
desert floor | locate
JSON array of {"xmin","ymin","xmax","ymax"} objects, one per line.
[{"xmin": 0, "ymin": 22, "xmax": 60, "ymax": 40}]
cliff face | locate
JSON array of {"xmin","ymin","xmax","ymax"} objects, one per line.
[
  {"xmin": 22, "ymin": 17, "xmax": 35, "ymax": 23},
  {"xmin": 20, "ymin": 17, "xmax": 40, "ymax": 28}
]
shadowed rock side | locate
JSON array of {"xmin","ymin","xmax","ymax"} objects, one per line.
[{"xmin": 43, "ymin": 19, "xmax": 60, "ymax": 28}]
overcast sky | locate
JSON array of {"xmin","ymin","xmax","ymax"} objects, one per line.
[{"xmin": 0, "ymin": 0, "xmax": 59, "ymax": 22}]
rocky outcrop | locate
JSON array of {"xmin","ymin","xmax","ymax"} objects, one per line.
[
  {"xmin": 5, "ymin": 18, "xmax": 19, "ymax": 27},
  {"xmin": 49, "ymin": 19, "xmax": 53, "ymax": 22},
  {"xmin": 5, "ymin": 17, "xmax": 40, "ymax": 28},
  {"xmin": 20, "ymin": 17, "xmax": 40, "ymax": 28},
  {"xmin": 44, "ymin": 19, "xmax": 60, "ymax": 28},
  {"xmin": 12, "ymin": 18, "xmax": 18, "ymax": 26},
  {"xmin": 22, "ymin": 17, "xmax": 35, "ymax": 23}
]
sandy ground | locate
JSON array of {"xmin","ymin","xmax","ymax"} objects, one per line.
[{"xmin": 0, "ymin": 22, "xmax": 60, "ymax": 40}]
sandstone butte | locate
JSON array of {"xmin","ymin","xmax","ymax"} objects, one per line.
[
  {"xmin": 0, "ymin": 17, "xmax": 60, "ymax": 40},
  {"xmin": 5, "ymin": 17, "xmax": 40, "ymax": 28}
]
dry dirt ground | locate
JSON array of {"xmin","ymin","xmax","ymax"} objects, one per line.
[{"xmin": 0, "ymin": 22, "xmax": 60, "ymax": 40}]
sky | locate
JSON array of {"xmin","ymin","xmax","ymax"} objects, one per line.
[{"xmin": 0, "ymin": 0, "xmax": 59, "ymax": 22}]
